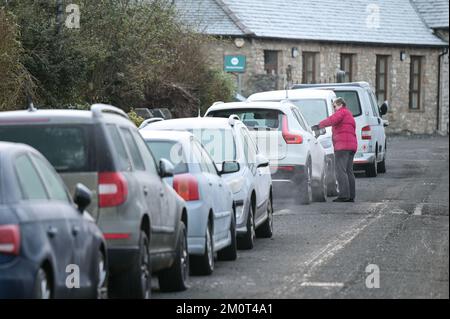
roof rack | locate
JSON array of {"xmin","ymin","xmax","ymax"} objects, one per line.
[
  {"xmin": 91, "ymin": 104, "xmax": 129, "ymax": 120},
  {"xmin": 139, "ymin": 117, "xmax": 164, "ymax": 129}
]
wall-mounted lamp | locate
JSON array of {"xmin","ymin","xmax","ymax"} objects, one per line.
[
  {"xmin": 400, "ymin": 51, "xmax": 407, "ymax": 61},
  {"xmin": 234, "ymin": 38, "xmax": 245, "ymax": 48},
  {"xmin": 291, "ymin": 47, "xmax": 299, "ymax": 58}
]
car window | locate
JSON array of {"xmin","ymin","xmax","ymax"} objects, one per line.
[
  {"xmin": 368, "ymin": 90, "xmax": 381, "ymax": 117},
  {"xmin": 198, "ymin": 142, "xmax": 219, "ymax": 175},
  {"xmin": 192, "ymin": 141, "xmax": 211, "ymax": 173},
  {"xmin": 0, "ymin": 125, "xmax": 93, "ymax": 172},
  {"xmin": 290, "ymin": 99, "xmax": 329, "ymax": 125},
  {"xmin": 32, "ymin": 155, "xmax": 70, "ymax": 202},
  {"xmin": 240, "ymin": 127, "xmax": 257, "ymax": 164},
  {"xmin": 120, "ymin": 128, "xmax": 145, "ymax": 171},
  {"xmin": 106, "ymin": 124, "xmax": 132, "ymax": 172},
  {"xmin": 131, "ymin": 131, "xmax": 158, "ymax": 175},
  {"xmin": 292, "ymin": 108, "xmax": 308, "ymax": 131},
  {"xmin": 188, "ymin": 128, "xmax": 236, "ymax": 163},
  {"xmin": 334, "ymin": 90, "xmax": 362, "ymax": 117},
  {"xmin": 208, "ymin": 109, "xmax": 282, "ymax": 131},
  {"xmin": 146, "ymin": 140, "xmax": 188, "ymax": 175},
  {"xmin": 15, "ymin": 154, "xmax": 48, "ymax": 200}
]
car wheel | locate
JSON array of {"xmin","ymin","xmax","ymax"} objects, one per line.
[
  {"xmin": 217, "ymin": 212, "xmax": 237, "ymax": 261},
  {"xmin": 33, "ymin": 268, "xmax": 52, "ymax": 299},
  {"xmin": 298, "ymin": 163, "xmax": 312, "ymax": 205},
  {"xmin": 365, "ymin": 161, "xmax": 378, "ymax": 177},
  {"xmin": 96, "ymin": 250, "xmax": 108, "ymax": 299},
  {"xmin": 377, "ymin": 156, "xmax": 386, "ymax": 173},
  {"xmin": 110, "ymin": 231, "xmax": 151, "ymax": 299},
  {"xmin": 326, "ymin": 162, "xmax": 339, "ymax": 197},
  {"xmin": 158, "ymin": 222, "xmax": 189, "ymax": 292},
  {"xmin": 313, "ymin": 167, "xmax": 327, "ymax": 202},
  {"xmin": 237, "ymin": 203, "xmax": 255, "ymax": 250},
  {"xmin": 190, "ymin": 222, "xmax": 214, "ymax": 276},
  {"xmin": 256, "ymin": 194, "xmax": 273, "ymax": 238}
]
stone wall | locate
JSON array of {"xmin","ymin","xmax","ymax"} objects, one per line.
[
  {"xmin": 206, "ymin": 37, "xmax": 445, "ymax": 134},
  {"xmin": 436, "ymin": 30, "xmax": 449, "ymax": 135}
]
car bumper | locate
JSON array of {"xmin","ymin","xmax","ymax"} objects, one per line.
[
  {"xmin": 185, "ymin": 200, "xmax": 210, "ymax": 255},
  {"xmin": 353, "ymin": 152, "xmax": 376, "ymax": 169},
  {"xmin": 0, "ymin": 257, "xmax": 37, "ymax": 299}
]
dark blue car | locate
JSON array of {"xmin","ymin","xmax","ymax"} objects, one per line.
[{"xmin": 0, "ymin": 142, "xmax": 107, "ymax": 299}]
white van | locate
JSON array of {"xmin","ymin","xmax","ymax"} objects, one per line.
[
  {"xmin": 292, "ymin": 82, "xmax": 388, "ymax": 177},
  {"xmin": 247, "ymin": 89, "xmax": 338, "ymax": 196}
]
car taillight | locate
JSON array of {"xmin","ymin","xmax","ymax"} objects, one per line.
[
  {"xmin": 362, "ymin": 125, "xmax": 372, "ymax": 140},
  {"xmin": 282, "ymin": 115, "xmax": 303, "ymax": 144},
  {"xmin": 98, "ymin": 172, "xmax": 128, "ymax": 208},
  {"xmin": 173, "ymin": 174, "xmax": 200, "ymax": 201},
  {"xmin": 0, "ymin": 225, "xmax": 20, "ymax": 256}
]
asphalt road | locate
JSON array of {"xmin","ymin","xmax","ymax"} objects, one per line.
[{"xmin": 153, "ymin": 136, "xmax": 449, "ymax": 299}]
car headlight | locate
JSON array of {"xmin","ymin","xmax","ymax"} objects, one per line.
[
  {"xmin": 320, "ymin": 138, "xmax": 333, "ymax": 149},
  {"xmin": 228, "ymin": 176, "xmax": 245, "ymax": 194}
]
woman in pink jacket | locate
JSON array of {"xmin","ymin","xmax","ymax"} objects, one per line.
[{"xmin": 313, "ymin": 97, "xmax": 358, "ymax": 202}]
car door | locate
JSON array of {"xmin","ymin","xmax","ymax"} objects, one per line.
[
  {"xmin": 14, "ymin": 152, "xmax": 76, "ymax": 298},
  {"xmin": 132, "ymin": 129, "xmax": 177, "ymax": 253},
  {"xmin": 31, "ymin": 153, "xmax": 95, "ymax": 297},
  {"xmin": 367, "ymin": 89, "xmax": 386, "ymax": 160}
]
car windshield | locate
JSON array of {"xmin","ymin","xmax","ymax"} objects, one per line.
[
  {"xmin": 146, "ymin": 140, "xmax": 188, "ymax": 174},
  {"xmin": 334, "ymin": 91, "xmax": 362, "ymax": 117},
  {"xmin": 208, "ymin": 109, "xmax": 282, "ymax": 131},
  {"xmin": 289, "ymin": 99, "xmax": 329, "ymax": 125},
  {"xmin": 0, "ymin": 125, "xmax": 93, "ymax": 172}
]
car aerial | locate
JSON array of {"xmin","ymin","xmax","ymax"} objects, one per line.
[
  {"xmin": 292, "ymin": 82, "xmax": 389, "ymax": 177},
  {"xmin": 247, "ymin": 89, "xmax": 339, "ymax": 196},
  {"xmin": 0, "ymin": 104, "xmax": 189, "ymax": 298},
  {"xmin": 0, "ymin": 142, "xmax": 107, "ymax": 299},
  {"xmin": 140, "ymin": 130, "xmax": 238, "ymax": 275},
  {"xmin": 205, "ymin": 101, "xmax": 327, "ymax": 205},
  {"xmin": 141, "ymin": 117, "xmax": 273, "ymax": 250}
]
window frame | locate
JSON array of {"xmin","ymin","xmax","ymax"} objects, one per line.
[
  {"xmin": 264, "ymin": 50, "xmax": 279, "ymax": 75},
  {"xmin": 302, "ymin": 52, "xmax": 318, "ymax": 84},
  {"xmin": 376, "ymin": 55, "xmax": 390, "ymax": 104},
  {"xmin": 409, "ymin": 56, "xmax": 423, "ymax": 110},
  {"xmin": 340, "ymin": 54, "xmax": 354, "ymax": 82}
]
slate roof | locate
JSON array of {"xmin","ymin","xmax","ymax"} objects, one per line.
[
  {"xmin": 411, "ymin": 0, "xmax": 449, "ymax": 29},
  {"xmin": 174, "ymin": 0, "xmax": 447, "ymax": 46}
]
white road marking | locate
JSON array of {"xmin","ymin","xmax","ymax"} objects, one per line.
[
  {"xmin": 300, "ymin": 282, "xmax": 344, "ymax": 288},
  {"xmin": 413, "ymin": 203, "xmax": 424, "ymax": 216}
]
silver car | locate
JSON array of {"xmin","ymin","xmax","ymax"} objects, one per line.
[{"xmin": 140, "ymin": 130, "xmax": 238, "ymax": 275}]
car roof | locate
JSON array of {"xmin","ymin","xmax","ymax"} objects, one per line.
[
  {"xmin": 248, "ymin": 89, "xmax": 335, "ymax": 101},
  {"xmin": 143, "ymin": 117, "xmax": 239, "ymax": 131},
  {"xmin": 207, "ymin": 101, "xmax": 294, "ymax": 113},
  {"xmin": 140, "ymin": 130, "xmax": 194, "ymax": 143},
  {"xmin": 291, "ymin": 82, "xmax": 371, "ymax": 90},
  {"xmin": 0, "ymin": 141, "xmax": 39, "ymax": 156}
]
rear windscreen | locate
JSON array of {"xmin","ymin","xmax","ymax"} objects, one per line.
[
  {"xmin": 290, "ymin": 99, "xmax": 329, "ymax": 125},
  {"xmin": 208, "ymin": 109, "xmax": 282, "ymax": 131},
  {"xmin": 0, "ymin": 125, "xmax": 94, "ymax": 172},
  {"xmin": 334, "ymin": 91, "xmax": 362, "ymax": 117}
]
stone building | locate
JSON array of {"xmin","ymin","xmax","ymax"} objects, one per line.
[{"xmin": 174, "ymin": 0, "xmax": 449, "ymax": 135}]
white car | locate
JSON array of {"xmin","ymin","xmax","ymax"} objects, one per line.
[
  {"xmin": 248, "ymin": 89, "xmax": 338, "ymax": 196},
  {"xmin": 141, "ymin": 117, "xmax": 273, "ymax": 250},
  {"xmin": 140, "ymin": 130, "xmax": 237, "ymax": 275},
  {"xmin": 205, "ymin": 101, "xmax": 328, "ymax": 205},
  {"xmin": 292, "ymin": 82, "xmax": 388, "ymax": 177}
]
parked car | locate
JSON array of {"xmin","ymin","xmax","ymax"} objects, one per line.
[
  {"xmin": 247, "ymin": 89, "xmax": 339, "ymax": 196},
  {"xmin": 141, "ymin": 117, "xmax": 273, "ymax": 250},
  {"xmin": 140, "ymin": 130, "xmax": 238, "ymax": 275},
  {"xmin": 292, "ymin": 82, "xmax": 388, "ymax": 177},
  {"xmin": 205, "ymin": 101, "xmax": 327, "ymax": 205},
  {"xmin": 0, "ymin": 104, "xmax": 188, "ymax": 298},
  {"xmin": 0, "ymin": 142, "xmax": 107, "ymax": 299}
]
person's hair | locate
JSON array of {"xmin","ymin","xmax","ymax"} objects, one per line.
[{"xmin": 333, "ymin": 97, "xmax": 347, "ymax": 107}]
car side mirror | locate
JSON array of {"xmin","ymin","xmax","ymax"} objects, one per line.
[
  {"xmin": 256, "ymin": 154, "xmax": 269, "ymax": 168},
  {"xmin": 74, "ymin": 183, "xmax": 92, "ymax": 214},
  {"xmin": 382, "ymin": 119, "xmax": 390, "ymax": 127},
  {"xmin": 379, "ymin": 101, "xmax": 388, "ymax": 116},
  {"xmin": 220, "ymin": 161, "xmax": 240, "ymax": 175},
  {"xmin": 159, "ymin": 158, "xmax": 174, "ymax": 178}
]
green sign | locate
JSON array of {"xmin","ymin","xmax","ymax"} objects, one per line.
[{"xmin": 224, "ymin": 55, "xmax": 246, "ymax": 73}]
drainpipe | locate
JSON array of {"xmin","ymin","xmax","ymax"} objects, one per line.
[{"xmin": 437, "ymin": 47, "xmax": 449, "ymax": 133}]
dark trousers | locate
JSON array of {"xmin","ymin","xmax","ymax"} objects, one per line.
[{"xmin": 335, "ymin": 150, "xmax": 356, "ymax": 200}]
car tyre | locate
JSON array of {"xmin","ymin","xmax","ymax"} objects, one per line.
[
  {"xmin": 256, "ymin": 194, "xmax": 273, "ymax": 238},
  {"xmin": 217, "ymin": 212, "xmax": 237, "ymax": 261},
  {"xmin": 298, "ymin": 163, "xmax": 313, "ymax": 205},
  {"xmin": 365, "ymin": 161, "xmax": 378, "ymax": 177},
  {"xmin": 33, "ymin": 268, "xmax": 52, "ymax": 299},
  {"xmin": 96, "ymin": 249, "xmax": 108, "ymax": 299},
  {"xmin": 190, "ymin": 222, "xmax": 214, "ymax": 276},
  {"xmin": 313, "ymin": 168, "xmax": 327, "ymax": 202},
  {"xmin": 237, "ymin": 203, "xmax": 255, "ymax": 250},
  {"xmin": 377, "ymin": 156, "xmax": 386, "ymax": 173},
  {"xmin": 159, "ymin": 222, "xmax": 189, "ymax": 292}
]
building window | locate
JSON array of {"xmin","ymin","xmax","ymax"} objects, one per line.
[
  {"xmin": 340, "ymin": 54, "xmax": 354, "ymax": 82},
  {"xmin": 409, "ymin": 56, "xmax": 423, "ymax": 110},
  {"xmin": 264, "ymin": 50, "xmax": 279, "ymax": 75},
  {"xmin": 302, "ymin": 52, "xmax": 318, "ymax": 84},
  {"xmin": 376, "ymin": 55, "xmax": 389, "ymax": 103}
]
